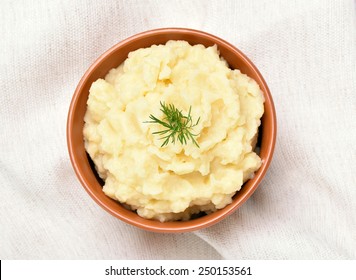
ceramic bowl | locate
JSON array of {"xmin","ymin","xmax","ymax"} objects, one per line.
[{"xmin": 67, "ymin": 28, "xmax": 277, "ymax": 233}]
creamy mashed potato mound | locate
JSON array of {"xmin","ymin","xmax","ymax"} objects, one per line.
[{"xmin": 83, "ymin": 40, "xmax": 264, "ymax": 222}]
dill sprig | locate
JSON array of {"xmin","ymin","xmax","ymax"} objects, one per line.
[{"xmin": 145, "ymin": 101, "xmax": 200, "ymax": 147}]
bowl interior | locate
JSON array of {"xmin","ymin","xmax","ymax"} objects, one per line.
[{"xmin": 67, "ymin": 28, "xmax": 276, "ymax": 233}]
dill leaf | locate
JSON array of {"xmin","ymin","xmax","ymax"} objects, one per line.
[{"xmin": 144, "ymin": 101, "xmax": 200, "ymax": 148}]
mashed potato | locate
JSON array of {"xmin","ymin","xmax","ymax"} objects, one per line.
[{"xmin": 83, "ymin": 40, "xmax": 264, "ymax": 222}]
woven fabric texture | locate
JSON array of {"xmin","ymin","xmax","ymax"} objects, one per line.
[{"xmin": 1, "ymin": 0, "xmax": 355, "ymax": 259}]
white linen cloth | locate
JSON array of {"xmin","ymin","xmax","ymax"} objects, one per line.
[{"xmin": 1, "ymin": 0, "xmax": 355, "ymax": 259}]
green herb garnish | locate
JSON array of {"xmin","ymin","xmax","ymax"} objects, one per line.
[{"xmin": 145, "ymin": 102, "xmax": 200, "ymax": 147}]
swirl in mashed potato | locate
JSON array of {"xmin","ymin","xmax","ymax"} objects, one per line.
[{"xmin": 83, "ymin": 40, "xmax": 264, "ymax": 222}]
